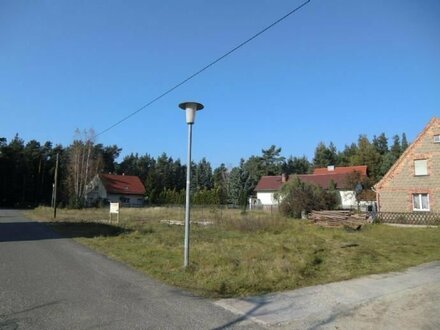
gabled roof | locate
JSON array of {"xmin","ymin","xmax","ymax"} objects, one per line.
[
  {"xmin": 313, "ymin": 165, "xmax": 367, "ymax": 176},
  {"xmin": 374, "ymin": 117, "xmax": 440, "ymax": 190},
  {"xmin": 297, "ymin": 173, "xmax": 355, "ymax": 190},
  {"xmin": 99, "ymin": 174, "xmax": 145, "ymax": 195},
  {"xmin": 254, "ymin": 176, "xmax": 285, "ymax": 191},
  {"xmin": 254, "ymin": 166, "xmax": 368, "ymax": 192}
]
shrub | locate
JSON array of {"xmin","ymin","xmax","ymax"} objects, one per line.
[
  {"xmin": 192, "ymin": 188, "xmax": 222, "ymax": 205},
  {"xmin": 279, "ymin": 176, "xmax": 338, "ymax": 218}
]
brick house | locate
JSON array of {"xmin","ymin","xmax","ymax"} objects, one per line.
[
  {"xmin": 85, "ymin": 173, "xmax": 146, "ymax": 207},
  {"xmin": 254, "ymin": 165, "xmax": 371, "ymax": 210},
  {"xmin": 374, "ymin": 117, "xmax": 440, "ymax": 213}
]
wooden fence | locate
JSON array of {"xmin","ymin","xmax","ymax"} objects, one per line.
[{"xmin": 377, "ymin": 212, "xmax": 440, "ymax": 225}]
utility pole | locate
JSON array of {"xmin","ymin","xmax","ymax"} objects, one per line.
[{"xmin": 53, "ymin": 153, "xmax": 59, "ymax": 219}]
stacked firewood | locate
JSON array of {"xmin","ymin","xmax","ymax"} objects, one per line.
[{"xmin": 308, "ymin": 210, "xmax": 370, "ymax": 229}]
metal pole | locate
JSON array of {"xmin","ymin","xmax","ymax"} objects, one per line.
[
  {"xmin": 51, "ymin": 184, "xmax": 55, "ymax": 208},
  {"xmin": 184, "ymin": 123, "xmax": 193, "ymax": 268},
  {"xmin": 53, "ymin": 153, "xmax": 59, "ymax": 219}
]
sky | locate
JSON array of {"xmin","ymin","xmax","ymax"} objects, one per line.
[{"xmin": 1, "ymin": 0, "xmax": 439, "ymax": 168}]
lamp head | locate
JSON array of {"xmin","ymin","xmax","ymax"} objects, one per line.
[{"xmin": 179, "ymin": 101, "xmax": 204, "ymax": 124}]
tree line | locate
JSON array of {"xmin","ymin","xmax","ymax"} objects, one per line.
[{"xmin": 0, "ymin": 130, "xmax": 408, "ymax": 208}]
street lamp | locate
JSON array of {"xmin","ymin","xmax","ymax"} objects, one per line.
[{"xmin": 179, "ymin": 101, "xmax": 204, "ymax": 268}]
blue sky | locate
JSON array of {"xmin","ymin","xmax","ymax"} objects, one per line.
[{"xmin": 1, "ymin": 0, "xmax": 439, "ymax": 168}]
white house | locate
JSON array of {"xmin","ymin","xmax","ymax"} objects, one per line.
[
  {"xmin": 85, "ymin": 173, "xmax": 146, "ymax": 207},
  {"xmin": 254, "ymin": 166, "xmax": 371, "ymax": 210}
]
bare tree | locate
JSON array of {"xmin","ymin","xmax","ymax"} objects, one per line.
[{"xmin": 66, "ymin": 129, "xmax": 99, "ymax": 207}]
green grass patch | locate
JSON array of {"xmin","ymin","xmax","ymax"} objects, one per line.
[{"xmin": 28, "ymin": 207, "xmax": 440, "ymax": 298}]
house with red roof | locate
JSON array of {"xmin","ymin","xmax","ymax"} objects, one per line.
[
  {"xmin": 85, "ymin": 173, "xmax": 146, "ymax": 207},
  {"xmin": 254, "ymin": 165, "xmax": 370, "ymax": 210}
]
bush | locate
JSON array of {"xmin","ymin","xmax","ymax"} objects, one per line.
[
  {"xmin": 192, "ymin": 188, "xmax": 222, "ymax": 205},
  {"xmin": 279, "ymin": 176, "xmax": 338, "ymax": 218},
  {"xmin": 158, "ymin": 188, "xmax": 185, "ymax": 205},
  {"xmin": 156, "ymin": 187, "xmax": 224, "ymax": 206},
  {"xmin": 67, "ymin": 196, "xmax": 85, "ymax": 209}
]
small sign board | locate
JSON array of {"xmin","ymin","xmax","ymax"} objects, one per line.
[
  {"xmin": 110, "ymin": 202, "xmax": 119, "ymax": 214},
  {"xmin": 109, "ymin": 202, "xmax": 120, "ymax": 223}
]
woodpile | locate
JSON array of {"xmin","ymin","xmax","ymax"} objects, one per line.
[{"xmin": 308, "ymin": 210, "xmax": 371, "ymax": 230}]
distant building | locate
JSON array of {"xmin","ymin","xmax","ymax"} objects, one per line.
[
  {"xmin": 374, "ymin": 117, "xmax": 440, "ymax": 213},
  {"xmin": 85, "ymin": 173, "xmax": 145, "ymax": 207},
  {"xmin": 254, "ymin": 166, "xmax": 371, "ymax": 210}
]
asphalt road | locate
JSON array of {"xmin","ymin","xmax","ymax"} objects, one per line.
[{"xmin": 0, "ymin": 209, "xmax": 261, "ymax": 330}]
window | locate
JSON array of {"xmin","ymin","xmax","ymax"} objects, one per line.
[
  {"xmin": 119, "ymin": 197, "xmax": 130, "ymax": 204},
  {"xmin": 414, "ymin": 159, "xmax": 428, "ymax": 176},
  {"xmin": 434, "ymin": 135, "xmax": 440, "ymax": 143},
  {"xmin": 413, "ymin": 193, "xmax": 429, "ymax": 211}
]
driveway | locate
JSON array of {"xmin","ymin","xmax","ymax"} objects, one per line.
[{"xmin": 0, "ymin": 209, "xmax": 260, "ymax": 329}]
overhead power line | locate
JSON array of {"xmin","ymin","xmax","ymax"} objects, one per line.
[{"xmin": 96, "ymin": 0, "xmax": 311, "ymax": 137}]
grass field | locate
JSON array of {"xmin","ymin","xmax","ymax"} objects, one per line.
[{"xmin": 28, "ymin": 206, "xmax": 440, "ymax": 298}]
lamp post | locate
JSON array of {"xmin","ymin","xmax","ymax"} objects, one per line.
[{"xmin": 179, "ymin": 101, "xmax": 204, "ymax": 268}]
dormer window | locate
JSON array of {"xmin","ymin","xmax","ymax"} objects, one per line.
[{"xmin": 414, "ymin": 159, "xmax": 428, "ymax": 176}]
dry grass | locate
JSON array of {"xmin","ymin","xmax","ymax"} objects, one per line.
[
  {"xmin": 28, "ymin": 206, "xmax": 440, "ymax": 298},
  {"xmin": 30, "ymin": 205, "xmax": 254, "ymax": 223}
]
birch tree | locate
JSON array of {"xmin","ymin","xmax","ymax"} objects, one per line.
[{"xmin": 66, "ymin": 129, "xmax": 98, "ymax": 208}]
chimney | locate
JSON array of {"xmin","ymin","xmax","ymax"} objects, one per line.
[
  {"xmin": 281, "ymin": 173, "xmax": 288, "ymax": 183},
  {"xmin": 327, "ymin": 165, "xmax": 335, "ymax": 172}
]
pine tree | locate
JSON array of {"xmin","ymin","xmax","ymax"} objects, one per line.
[
  {"xmin": 350, "ymin": 135, "xmax": 381, "ymax": 181},
  {"xmin": 338, "ymin": 143, "xmax": 358, "ymax": 166},
  {"xmin": 372, "ymin": 133, "xmax": 389, "ymax": 155},
  {"xmin": 313, "ymin": 142, "xmax": 338, "ymax": 168},
  {"xmin": 194, "ymin": 158, "xmax": 213, "ymax": 190},
  {"xmin": 213, "ymin": 163, "xmax": 228, "ymax": 204},
  {"xmin": 401, "ymin": 133, "xmax": 409, "ymax": 152},
  {"xmin": 390, "ymin": 135, "xmax": 401, "ymax": 159},
  {"xmin": 260, "ymin": 145, "xmax": 285, "ymax": 175},
  {"xmin": 227, "ymin": 166, "xmax": 243, "ymax": 205},
  {"xmin": 282, "ymin": 156, "xmax": 311, "ymax": 174}
]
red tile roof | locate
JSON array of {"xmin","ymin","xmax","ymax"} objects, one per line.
[
  {"xmin": 313, "ymin": 166, "xmax": 367, "ymax": 176},
  {"xmin": 297, "ymin": 173, "xmax": 354, "ymax": 190},
  {"xmin": 255, "ymin": 166, "xmax": 368, "ymax": 191},
  {"xmin": 99, "ymin": 174, "xmax": 145, "ymax": 195},
  {"xmin": 254, "ymin": 176, "xmax": 285, "ymax": 191}
]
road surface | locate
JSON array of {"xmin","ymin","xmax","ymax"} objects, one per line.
[
  {"xmin": 217, "ymin": 260, "xmax": 440, "ymax": 329},
  {"xmin": 0, "ymin": 209, "xmax": 260, "ymax": 329}
]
